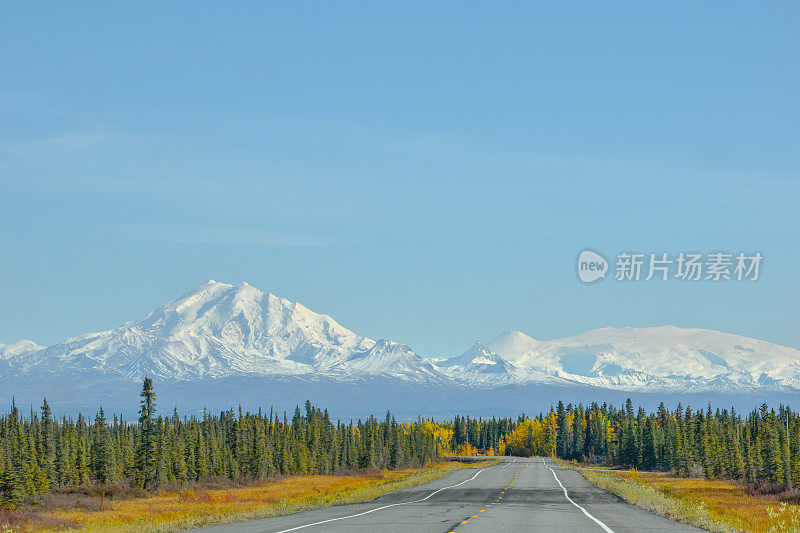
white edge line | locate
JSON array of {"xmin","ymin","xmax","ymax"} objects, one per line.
[
  {"xmin": 542, "ymin": 457, "xmax": 614, "ymax": 533},
  {"xmin": 273, "ymin": 465, "xmax": 490, "ymax": 533}
]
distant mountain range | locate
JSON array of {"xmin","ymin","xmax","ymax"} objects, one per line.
[{"xmin": 2, "ymin": 280, "xmax": 799, "ymax": 398}]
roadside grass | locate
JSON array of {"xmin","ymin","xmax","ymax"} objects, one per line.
[
  {"xmin": 561, "ymin": 460, "xmax": 800, "ymax": 532},
  {"xmin": 7, "ymin": 460, "xmax": 497, "ymax": 533}
]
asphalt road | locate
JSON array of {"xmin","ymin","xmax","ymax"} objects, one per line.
[{"xmin": 194, "ymin": 457, "xmax": 703, "ymax": 532}]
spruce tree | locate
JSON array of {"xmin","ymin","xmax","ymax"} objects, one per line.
[
  {"xmin": 90, "ymin": 407, "xmax": 114, "ymax": 485},
  {"xmin": 641, "ymin": 417, "xmax": 657, "ymax": 470},
  {"xmin": 39, "ymin": 398, "xmax": 56, "ymax": 489},
  {"xmin": 135, "ymin": 377, "xmax": 159, "ymax": 490}
]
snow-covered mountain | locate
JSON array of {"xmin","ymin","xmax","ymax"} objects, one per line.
[
  {"xmin": 485, "ymin": 327, "xmax": 800, "ymax": 392},
  {"xmin": 340, "ymin": 339, "xmax": 442, "ymax": 381},
  {"xmin": 439, "ymin": 341, "xmax": 520, "ymax": 381},
  {"xmin": 0, "ymin": 281, "xmax": 406, "ymax": 381},
  {"xmin": 0, "ymin": 340, "xmax": 45, "ymax": 359},
  {"xmin": 2, "ymin": 280, "xmax": 800, "ymax": 394}
]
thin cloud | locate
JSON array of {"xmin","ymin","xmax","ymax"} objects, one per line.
[
  {"xmin": 123, "ymin": 226, "xmax": 341, "ymax": 248},
  {"xmin": 1, "ymin": 131, "xmax": 111, "ymax": 157}
]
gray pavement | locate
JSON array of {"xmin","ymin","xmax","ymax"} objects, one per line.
[{"xmin": 192, "ymin": 457, "xmax": 703, "ymax": 532}]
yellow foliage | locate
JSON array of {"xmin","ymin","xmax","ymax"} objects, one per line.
[
  {"xmin": 422, "ymin": 420, "xmax": 453, "ymax": 456},
  {"xmin": 453, "ymin": 442, "xmax": 477, "ymax": 456}
]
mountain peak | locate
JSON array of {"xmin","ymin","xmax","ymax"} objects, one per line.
[
  {"xmin": 441, "ymin": 340, "xmax": 517, "ymax": 377},
  {"xmin": 0, "ymin": 340, "xmax": 45, "ymax": 359},
  {"xmin": 487, "ymin": 330, "xmax": 538, "ymax": 363},
  {"xmin": 3, "ymin": 282, "xmax": 800, "ymax": 394},
  {"xmin": 498, "ymin": 330, "xmax": 536, "ymax": 341}
]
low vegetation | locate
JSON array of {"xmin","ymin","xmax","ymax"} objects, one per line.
[
  {"xmin": 568, "ymin": 462, "xmax": 800, "ymax": 532},
  {"xmin": 1, "ymin": 460, "xmax": 491, "ymax": 532}
]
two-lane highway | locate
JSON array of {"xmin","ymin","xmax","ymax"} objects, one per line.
[{"xmin": 193, "ymin": 457, "xmax": 702, "ymax": 532}]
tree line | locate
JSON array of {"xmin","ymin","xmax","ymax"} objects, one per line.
[
  {"xmin": 2, "ymin": 379, "xmax": 799, "ymax": 507},
  {"xmin": 0, "ymin": 378, "xmax": 440, "ymax": 506},
  {"xmin": 490, "ymin": 399, "xmax": 800, "ymax": 490}
]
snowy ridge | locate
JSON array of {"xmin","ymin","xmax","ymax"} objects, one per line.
[
  {"xmin": 0, "ymin": 340, "xmax": 45, "ymax": 359},
  {"xmin": 484, "ymin": 327, "xmax": 800, "ymax": 391},
  {"xmin": 439, "ymin": 341, "xmax": 521, "ymax": 382},
  {"xmin": 2, "ymin": 281, "xmax": 800, "ymax": 393}
]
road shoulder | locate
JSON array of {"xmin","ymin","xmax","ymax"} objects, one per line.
[{"xmin": 559, "ymin": 460, "xmax": 754, "ymax": 531}]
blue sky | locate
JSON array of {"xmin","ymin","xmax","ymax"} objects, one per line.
[{"xmin": 1, "ymin": 2, "xmax": 798, "ymax": 355}]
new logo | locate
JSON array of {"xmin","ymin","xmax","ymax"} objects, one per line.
[{"xmin": 577, "ymin": 250, "xmax": 608, "ymax": 283}]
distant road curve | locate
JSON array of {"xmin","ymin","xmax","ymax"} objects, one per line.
[{"xmin": 192, "ymin": 456, "xmax": 702, "ymax": 532}]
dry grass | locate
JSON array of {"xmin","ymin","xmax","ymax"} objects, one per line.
[
  {"xmin": 564, "ymin": 461, "xmax": 800, "ymax": 532},
  {"xmin": 4, "ymin": 460, "xmax": 496, "ymax": 533}
]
